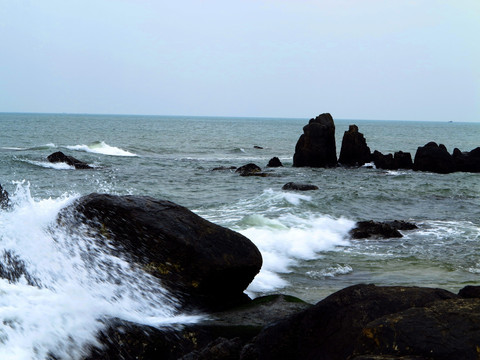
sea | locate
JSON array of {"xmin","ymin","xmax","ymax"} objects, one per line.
[{"xmin": 0, "ymin": 112, "xmax": 479, "ymax": 359}]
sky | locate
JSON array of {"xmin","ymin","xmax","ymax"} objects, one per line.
[{"xmin": 1, "ymin": 0, "xmax": 479, "ymax": 121}]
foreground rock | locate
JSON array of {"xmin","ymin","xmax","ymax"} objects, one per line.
[
  {"xmin": 235, "ymin": 163, "xmax": 267, "ymax": 177},
  {"xmin": 293, "ymin": 113, "xmax": 337, "ymax": 167},
  {"xmin": 282, "ymin": 182, "xmax": 319, "ymax": 191},
  {"xmin": 86, "ymin": 295, "xmax": 311, "ymax": 360},
  {"xmin": 354, "ymin": 298, "xmax": 480, "ymax": 359},
  {"xmin": 338, "ymin": 125, "xmax": 371, "ymax": 167},
  {"xmin": 47, "ymin": 151, "xmax": 93, "ymax": 169},
  {"xmin": 350, "ymin": 220, "xmax": 418, "ymax": 239},
  {"xmin": 241, "ymin": 284, "xmax": 456, "ymax": 360},
  {"xmin": 60, "ymin": 194, "xmax": 262, "ymax": 310},
  {"xmin": 0, "ymin": 183, "xmax": 9, "ymax": 209}
]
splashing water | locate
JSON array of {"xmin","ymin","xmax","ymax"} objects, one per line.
[{"xmin": 0, "ymin": 183, "xmax": 198, "ymax": 360}]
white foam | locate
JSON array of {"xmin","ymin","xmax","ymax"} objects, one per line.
[
  {"xmin": 240, "ymin": 214, "xmax": 354, "ymax": 295},
  {"xmin": 0, "ymin": 183, "xmax": 197, "ymax": 359},
  {"xmin": 18, "ymin": 159, "xmax": 75, "ymax": 170},
  {"xmin": 306, "ymin": 264, "xmax": 353, "ymax": 279},
  {"xmin": 67, "ymin": 141, "xmax": 137, "ymax": 157}
]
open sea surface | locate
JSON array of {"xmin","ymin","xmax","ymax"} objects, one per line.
[{"xmin": 0, "ymin": 112, "xmax": 479, "ymax": 359}]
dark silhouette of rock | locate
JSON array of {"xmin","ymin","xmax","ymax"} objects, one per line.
[
  {"xmin": 253, "ymin": 145, "xmax": 263, "ymax": 150},
  {"xmin": 293, "ymin": 113, "xmax": 337, "ymax": 167},
  {"xmin": 350, "ymin": 220, "xmax": 417, "ymax": 239},
  {"xmin": 338, "ymin": 125, "xmax": 371, "ymax": 167},
  {"xmin": 413, "ymin": 142, "xmax": 455, "ymax": 174},
  {"xmin": 453, "ymin": 147, "xmax": 480, "ymax": 173},
  {"xmin": 60, "ymin": 194, "xmax": 262, "ymax": 311},
  {"xmin": 372, "ymin": 151, "xmax": 396, "ymax": 170},
  {"xmin": 0, "ymin": 184, "xmax": 9, "ymax": 209},
  {"xmin": 47, "ymin": 151, "xmax": 93, "ymax": 169},
  {"xmin": 394, "ymin": 151, "xmax": 413, "ymax": 169},
  {"xmin": 266, "ymin": 157, "xmax": 283, "ymax": 167},
  {"xmin": 240, "ymin": 284, "xmax": 456, "ymax": 360},
  {"xmin": 458, "ymin": 285, "xmax": 480, "ymax": 299},
  {"xmin": 235, "ymin": 163, "xmax": 267, "ymax": 177},
  {"xmin": 354, "ymin": 298, "xmax": 480, "ymax": 360},
  {"xmin": 282, "ymin": 182, "xmax": 319, "ymax": 191}
]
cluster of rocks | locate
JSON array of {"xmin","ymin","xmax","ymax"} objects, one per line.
[{"xmin": 293, "ymin": 113, "xmax": 480, "ymax": 174}]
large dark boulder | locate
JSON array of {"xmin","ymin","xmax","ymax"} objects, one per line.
[
  {"xmin": 240, "ymin": 284, "xmax": 456, "ymax": 360},
  {"xmin": 338, "ymin": 125, "xmax": 371, "ymax": 167},
  {"xmin": 350, "ymin": 220, "xmax": 417, "ymax": 239},
  {"xmin": 293, "ymin": 113, "xmax": 337, "ymax": 167},
  {"xmin": 354, "ymin": 298, "xmax": 480, "ymax": 360},
  {"xmin": 59, "ymin": 194, "xmax": 262, "ymax": 310},
  {"xmin": 47, "ymin": 151, "xmax": 93, "ymax": 169},
  {"xmin": 0, "ymin": 183, "xmax": 9, "ymax": 209},
  {"xmin": 453, "ymin": 147, "xmax": 480, "ymax": 172},
  {"xmin": 413, "ymin": 142, "xmax": 455, "ymax": 174}
]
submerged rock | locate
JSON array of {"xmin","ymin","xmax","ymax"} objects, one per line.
[
  {"xmin": 47, "ymin": 151, "xmax": 93, "ymax": 169},
  {"xmin": 282, "ymin": 182, "xmax": 319, "ymax": 191},
  {"xmin": 235, "ymin": 163, "xmax": 267, "ymax": 177},
  {"xmin": 212, "ymin": 166, "xmax": 237, "ymax": 171},
  {"xmin": 0, "ymin": 183, "xmax": 9, "ymax": 209},
  {"xmin": 293, "ymin": 113, "xmax": 337, "ymax": 167},
  {"xmin": 266, "ymin": 157, "xmax": 283, "ymax": 167},
  {"xmin": 350, "ymin": 220, "xmax": 417, "ymax": 239},
  {"xmin": 338, "ymin": 125, "xmax": 371, "ymax": 167},
  {"xmin": 60, "ymin": 194, "xmax": 262, "ymax": 310}
]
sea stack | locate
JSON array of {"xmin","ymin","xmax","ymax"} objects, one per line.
[
  {"xmin": 338, "ymin": 124, "xmax": 371, "ymax": 167},
  {"xmin": 293, "ymin": 113, "xmax": 337, "ymax": 167}
]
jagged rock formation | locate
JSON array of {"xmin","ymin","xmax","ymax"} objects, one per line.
[
  {"xmin": 47, "ymin": 151, "xmax": 93, "ymax": 169},
  {"xmin": 338, "ymin": 125, "xmax": 371, "ymax": 167},
  {"xmin": 293, "ymin": 113, "xmax": 337, "ymax": 167}
]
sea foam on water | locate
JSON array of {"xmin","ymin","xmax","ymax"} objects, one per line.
[{"xmin": 0, "ymin": 183, "xmax": 195, "ymax": 360}]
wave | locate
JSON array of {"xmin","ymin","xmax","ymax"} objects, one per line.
[
  {"xmin": 66, "ymin": 141, "xmax": 137, "ymax": 157},
  {"xmin": 0, "ymin": 183, "xmax": 198, "ymax": 359},
  {"xmin": 240, "ymin": 213, "xmax": 354, "ymax": 295},
  {"xmin": 17, "ymin": 158, "xmax": 75, "ymax": 170}
]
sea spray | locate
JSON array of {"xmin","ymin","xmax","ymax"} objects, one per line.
[
  {"xmin": 0, "ymin": 183, "xmax": 199, "ymax": 360},
  {"xmin": 66, "ymin": 141, "xmax": 136, "ymax": 157}
]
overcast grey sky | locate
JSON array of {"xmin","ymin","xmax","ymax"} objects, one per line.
[{"xmin": 1, "ymin": 0, "xmax": 479, "ymax": 121}]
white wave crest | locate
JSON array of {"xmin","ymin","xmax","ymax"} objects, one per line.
[
  {"xmin": 67, "ymin": 141, "xmax": 136, "ymax": 157},
  {"xmin": 306, "ymin": 264, "xmax": 353, "ymax": 279},
  {"xmin": 241, "ymin": 214, "xmax": 354, "ymax": 295},
  {"xmin": 18, "ymin": 159, "xmax": 75, "ymax": 170}
]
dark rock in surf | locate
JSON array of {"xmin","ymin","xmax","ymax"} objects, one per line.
[
  {"xmin": 354, "ymin": 298, "xmax": 480, "ymax": 360},
  {"xmin": 0, "ymin": 183, "xmax": 9, "ymax": 209},
  {"xmin": 372, "ymin": 151, "xmax": 396, "ymax": 170},
  {"xmin": 47, "ymin": 151, "xmax": 93, "ymax": 170},
  {"xmin": 240, "ymin": 284, "xmax": 456, "ymax": 360},
  {"xmin": 282, "ymin": 182, "xmax": 319, "ymax": 191},
  {"xmin": 350, "ymin": 220, "xmax": 417, "ymax": 239},
  {"xmin": 253, "ymin": 146, "xmax": 263, "ymax": 150},
  {"xmin": 86, "ymin": 294, "xmax": 310, "ymax": 360},
  {"xmin": 60, "ymin": 194, "xmax": 262, "ymax": 311},
  {"xmin": 266, "ymin": 157, "xmax": 283, "ymax": 168},
  {"xmin": 413, "ymin": 142, "xmax": 455, "ymax": 174},
  {"xmin": 338, "ymin": 125, "xmax": 371, "ymax": 167},
  {"xmin": 458, "ymin": 285, "xmax": 480, "ymax": 299},
  {"xmin": 293, "ymin": 113, "xmax": 337, "ymax": 168},
  {"xmin": 453, "ymin": 147, "xmax": 480, "ymax": 173},
  {"xmin": 235, "ymin": 163, "xmax": 267, "ymax": 177},
  {"xmin": 394, "ymin": 151, "xmax": 413, "ymax": 169}
]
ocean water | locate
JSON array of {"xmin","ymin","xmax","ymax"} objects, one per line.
[{"xmin": 0, "ymin": 112, "xmax": 479, "ymax": 358}]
